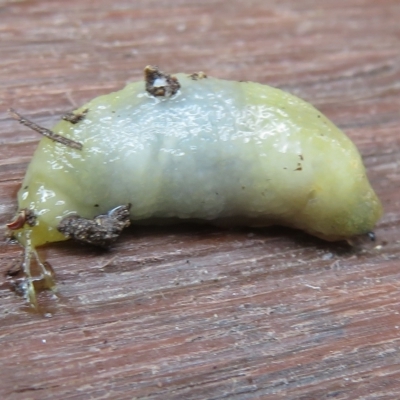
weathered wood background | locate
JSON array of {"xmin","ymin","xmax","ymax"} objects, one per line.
[{"xmin": 0, "ymin": 0, "xmax": 399, "ymax": 399}]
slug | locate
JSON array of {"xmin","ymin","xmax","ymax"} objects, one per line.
[{"xmin": 7, "ymin": 65, "xmax": 382, "ymax": 306}]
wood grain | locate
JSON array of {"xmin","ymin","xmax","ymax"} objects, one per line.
[{"xmin": 1, "ymin": 0, "xmax": 399, "ymax": 399}]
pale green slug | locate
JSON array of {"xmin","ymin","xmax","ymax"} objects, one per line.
[{"xmin": 7, "ymin": 66, "xmax": 382, "ymax": 306}]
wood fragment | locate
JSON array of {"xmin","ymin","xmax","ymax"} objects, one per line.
[
  {"xmin": 62, "ymin": 108, "xmax": 88, "ymax": 124},
  {"xmin": 189, "ymin": 71, "xmax": 207, "ymax": 80},
  {"xmin": 144, "ymin": 65, "xmax": 181, "ymax": 97},
  {"xmin": 9, "ymin": 108, "xmax": 83, "ymax": 150}
]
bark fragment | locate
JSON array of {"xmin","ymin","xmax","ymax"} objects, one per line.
[{"xmin": 57, "ymin": 205, "xmax": 131, "ymax": 248}]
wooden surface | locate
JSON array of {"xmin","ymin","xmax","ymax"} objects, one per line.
[{"xmin": 1, "ymin": 0, "xmax": 400, "ymax": 399}]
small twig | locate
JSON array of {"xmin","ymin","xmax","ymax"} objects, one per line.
[{"xmin": 9, "ymin": 108, "xmax": 83, "ymax": 150}]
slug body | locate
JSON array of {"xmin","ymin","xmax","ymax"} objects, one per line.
[{"xmin": 8, "ymin": 66, "xmax": 382, "ymax": 303}]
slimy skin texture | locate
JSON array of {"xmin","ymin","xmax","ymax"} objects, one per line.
[{"xmin": 8, "ymin": 66, "xmax": 382, "ymax": 304}]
